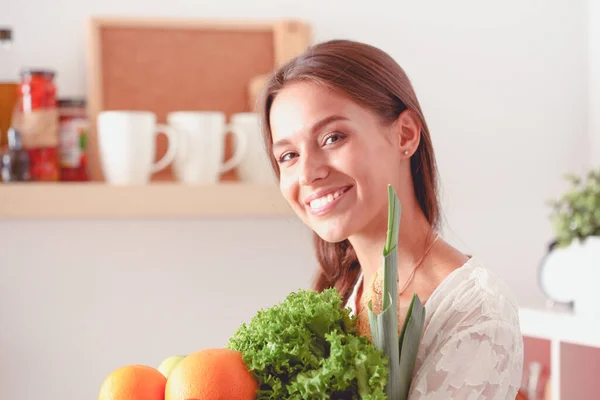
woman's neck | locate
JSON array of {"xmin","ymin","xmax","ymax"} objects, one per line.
[{"xmin": 348, "ymin": 197, "xmax": 434, "ymax": 290}]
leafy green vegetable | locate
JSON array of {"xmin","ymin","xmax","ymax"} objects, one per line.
[
  {"xmin": 368, "ymin": 185, "xmax": 426, "ymax": 400},
  {"xmin": 227, "ymin": 288, "xmax": 388, "ymax": 399}
]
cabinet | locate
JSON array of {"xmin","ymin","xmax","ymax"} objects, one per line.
[{"xmin": 520, "ymin": 307, "xmax": 600, "ymax": 399}]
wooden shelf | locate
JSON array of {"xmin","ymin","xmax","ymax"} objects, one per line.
[{"xmin": 0, "ymin": 182, "xmax": 294, "ymax": 219}]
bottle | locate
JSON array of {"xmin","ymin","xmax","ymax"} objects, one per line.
[
  {"xmin": 11, "ymin": 68, "xmax": 60, "ymax": 181},
  {"xmin": 523, "ymin": 361, "xmax": 542, "ymax": 400},
  {"xmin": 58, "ymin": 98, "xmax": 88, "ymax": 181},
  {"xmin": 1, "ymin": 128, "xmax": 30, "ymax": 182},
  {"xmin": 0, "ymin": 27, "xmax": 20, "ymax": 154}
]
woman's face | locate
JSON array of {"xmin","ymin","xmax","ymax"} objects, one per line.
[{"xmin": 269, "ymin": 81, "xmax": 413, "ymax": 243}]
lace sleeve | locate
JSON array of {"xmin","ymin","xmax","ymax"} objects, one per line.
[{"xmin": 408, "ymin": 319, "xmax": 524, "ymax": 400}]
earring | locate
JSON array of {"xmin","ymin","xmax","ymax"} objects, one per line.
[{"xmin": 404, "ymin": 150, "xmax": 409, "ymax": 155}]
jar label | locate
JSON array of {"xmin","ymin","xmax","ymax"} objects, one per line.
[
  {"xmin": 59, "ymin": 118, "xmax": 87, "ymax": 168},
  {"xmin": 11, "ymin": 109, "xmax": 60, "ymax": 148}
]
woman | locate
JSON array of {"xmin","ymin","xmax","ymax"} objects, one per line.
[{"xmin": 258, "ymin": 39, "xmax": 524, "ymax": 399}]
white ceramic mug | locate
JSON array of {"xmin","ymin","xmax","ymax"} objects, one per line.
[
  {"xmin": 167, "ymin": 111, "xmax": 248, "ymax": 184},
  {"xmin": 97, "ymin": 111, "xmax": 178, "ymax": 185},
  {"xmin": 230, "ymin": 112, "xmax": 277, "ymax": 185}
]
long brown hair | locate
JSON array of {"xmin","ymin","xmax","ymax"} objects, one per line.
[{"xmin": 257, "ymin": 39, "xmax": 441, "ymax": 304}]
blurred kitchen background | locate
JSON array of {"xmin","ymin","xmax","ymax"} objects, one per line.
[{"xmin": 2, "ymin": 0, "xmax": 600, "ymax": 399}]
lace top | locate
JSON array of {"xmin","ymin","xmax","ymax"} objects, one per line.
[{"xmin": 346, "ymin": 256, "xmax": 524, "ymax": 400}]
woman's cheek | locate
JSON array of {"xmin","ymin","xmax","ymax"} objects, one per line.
[{"xmin": 279, "ymin": 174, "xmax": 299, "ymax": 207}]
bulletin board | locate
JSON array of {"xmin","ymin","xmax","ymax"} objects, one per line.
[{"xmin": 85, "ymin": 17, "xmax": 312, "ymax": 182}]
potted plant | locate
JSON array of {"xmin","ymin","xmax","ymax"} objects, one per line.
[
  {"xmin": 544, "ymin": 169, "xmax": 600, "ymax": 317},
  {"xmin": 548, "ymin": 170, "xmax": 600, "ymax": 248}
]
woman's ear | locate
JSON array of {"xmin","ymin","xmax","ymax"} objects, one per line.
[{"xmin": 395, "ymin": 109, "xmax": 422, "ymax": 156}]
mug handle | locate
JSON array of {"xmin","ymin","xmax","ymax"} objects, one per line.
[
  {"xmin": 152, "ymin": 124, "xmax": 179, "ymax": 173},
  {"xmin": 220, "ymin": 123, "xmax": 248, "ymax": 173}
]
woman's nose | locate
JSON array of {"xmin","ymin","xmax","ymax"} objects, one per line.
[{"xmin": 298, "ymin": 153, "xmax": 329, "ymax": 186}]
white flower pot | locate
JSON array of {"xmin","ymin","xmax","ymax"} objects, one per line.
[
  {"xmin": 539, "ymin": 236, "xmax": 600, "ymax": 318},
  {"xmin": 572, "ymin": 236, "xmax": 600, "ymax": 319}
]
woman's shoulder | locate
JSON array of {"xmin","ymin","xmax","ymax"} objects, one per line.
[
  {"xmin": 418, "ymin": 255, "xmax": 524, "ymax": 357},
  {"xmin": 411, "ymin": 257, "xmax": 524, "ymax": 399},
  {"xmin": 425, "ymin": 255, "xmax": 522, "ymax": 334}
]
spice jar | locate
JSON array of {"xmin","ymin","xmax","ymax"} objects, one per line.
[
  {"xmin": 58, "ymin": 98, "xmax": 88, "ymax": 181},
  {"xmin": 11, "ymin": 68, "xmax": 60, "ymax": 181}
]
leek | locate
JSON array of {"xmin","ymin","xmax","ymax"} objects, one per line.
[{"xmin": 367, "ymin": 184, "xmax": 426, "ymax": 400}]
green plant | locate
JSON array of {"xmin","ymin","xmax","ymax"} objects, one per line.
[{"xmin": 548, "ymin": 169, "xmax": 600, "ymax": 247}]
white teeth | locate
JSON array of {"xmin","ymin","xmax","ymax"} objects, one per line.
[{"xmin": 309, "ymin": 188, "xmax": 347, "ymax": 209}]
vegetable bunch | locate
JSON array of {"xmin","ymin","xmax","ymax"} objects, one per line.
[
  {"xmin": 227, "ymin": 288, "xmax": 388, "ymax": 399},
  {"xmin": 227, "ymin": 185, "xmax": 425, "ymax": 399}
]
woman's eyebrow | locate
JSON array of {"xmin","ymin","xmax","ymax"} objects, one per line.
[{"xmin": 272, "ymin": 114, "xmax": 349, "ymax": 150}]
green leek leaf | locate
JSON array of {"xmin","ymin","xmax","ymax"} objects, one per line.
[
  {"xmin": 397, "ymin": 293, "xmax": 425, "ymax": 398},
  {"xmin": 367, "ymin": 184, "xmax": 426, "ymax": 400}
]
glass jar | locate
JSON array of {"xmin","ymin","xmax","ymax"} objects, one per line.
[
  {"xmin": 11, "ymin": 68, "xmax": 60, "ymax": 181},
  {"xmin": 58, "ymin": 98, "xmax": 88, "ymax": 181},
  {"xmin": 0, "ymin": 27, "xmax": 19, "ymax": 153},
  {"xmin": 18, "ymin": 69, "xmax": 57, "ymax": 112}
]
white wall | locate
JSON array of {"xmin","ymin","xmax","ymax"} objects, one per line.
[
  {"xmin": 2, "ymin": 1, "xmax": 591, "ymax": 399},
  {"xmin": 0, "ymin": 218, "xmax": 316, "ymax": 399},
  {"xmin": 590, "ymin": 0, "xmax": 600, "ymax": 167}
]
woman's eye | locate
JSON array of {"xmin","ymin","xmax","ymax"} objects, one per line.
[
  {"xmin": 278, "ymin": 152, "xmax": 297, "ymax": 163},
  {"xmin": 324, "ymin": 133, "xmax": 344, "ymax": 146}
]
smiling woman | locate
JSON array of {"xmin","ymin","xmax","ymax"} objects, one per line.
[{"xmin": 257, "ymin": 39, "xmax": 524, "ymax": 399}]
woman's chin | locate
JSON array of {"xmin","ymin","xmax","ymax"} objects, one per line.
[
  {"xmin": 307, "ymin": 209, "xmax": 361, "ymax": 244},
  {"xmin": 312, "ymin": 225, "xmax": 351, "ymax": 244}
]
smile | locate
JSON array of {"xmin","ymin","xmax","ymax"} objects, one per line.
[{"xmin": 306, "ymin": 186, "xmax": 352, "ymax": 215}]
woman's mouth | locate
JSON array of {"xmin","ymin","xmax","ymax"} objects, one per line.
[{"xmin": 306, "ymin": 186, "xmax": 352, "ymax": 215}]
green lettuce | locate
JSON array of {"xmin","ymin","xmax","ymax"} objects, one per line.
[{"xmin": 226, "ymin": 288, "xmax": 388, "ymax": 399}]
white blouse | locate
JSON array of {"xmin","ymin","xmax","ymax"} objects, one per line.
[{"xmin": 346, "ymin": 256, "xmax": 524, "ymax": 400}]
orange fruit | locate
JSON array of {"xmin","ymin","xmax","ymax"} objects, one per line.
[
  {"xmin": 98, "ymin": 364, "xmax": 166, "ymax": 400},
  {"xmin": 165, "ymin": 348, "xmax": 258, "ymax": 400}
]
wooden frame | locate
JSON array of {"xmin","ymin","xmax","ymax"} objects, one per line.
[{"xmin": 85, "ymin": 16, "xmax": 311, "ymax": 182}]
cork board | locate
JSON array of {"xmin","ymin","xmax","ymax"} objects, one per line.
[{"xmin": 86, "ymin": 17, "xmax": 311, "ymax": 182}]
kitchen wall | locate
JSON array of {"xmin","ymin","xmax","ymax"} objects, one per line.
[
  {"xmin": 0, "ymin": 217, "xmax": 316, "ymax": 399},
  {"xmin": 1, "ymin": 0, "xmax": 593, "ymax": 399},
  {"xmin": 590, "ymin": 0, "xmax": 600, "ymax": 167}
]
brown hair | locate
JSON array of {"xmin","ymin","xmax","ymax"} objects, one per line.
[{"xmin": 258, "ymin": 39, "xmax": 441, "ymax": 304}]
